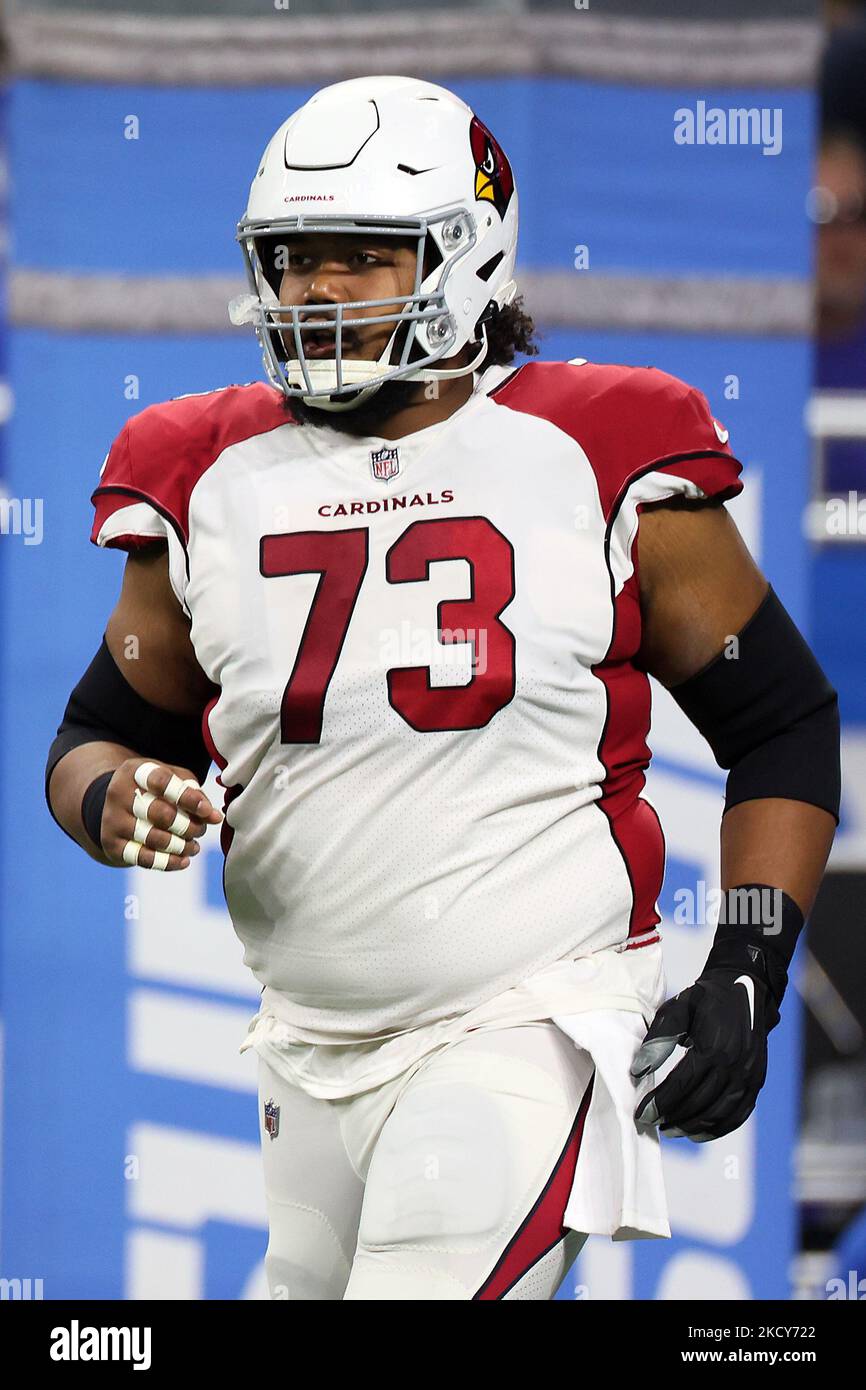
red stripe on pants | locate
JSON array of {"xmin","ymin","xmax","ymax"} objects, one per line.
[{"xmin": 473, "ymin": 1072, "xmax": 594, "ymax": 1300}]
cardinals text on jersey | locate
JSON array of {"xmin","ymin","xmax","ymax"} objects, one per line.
[{"xmin": 90, "ymin": 360, "xmax": 742, "ymax": 1041}]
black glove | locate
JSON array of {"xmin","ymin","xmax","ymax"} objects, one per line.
[{"xmin": 630, "ymin": 886, "xmax": 802, "ymax": 1143}]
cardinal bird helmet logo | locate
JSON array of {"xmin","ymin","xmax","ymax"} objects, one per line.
[{"xmin": 469, "ymin": 115, "xmax": 514, "ymax": 219}]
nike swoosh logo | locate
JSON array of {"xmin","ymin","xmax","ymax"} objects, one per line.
[
  {"xmin": 713, "ymin": 419, "xmax": 729, "ymax": 444},
  {"xmin": 397, "ymin": 163, "xmax": 441, "ymax": 176},
  {"xmin": 735, "ymin": 974, "xmax": 755, "ymax": 1030}
]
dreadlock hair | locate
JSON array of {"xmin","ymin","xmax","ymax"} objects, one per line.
[{"xmin": 478, "ymin": 293, "xmax": 539, "ymax": 369}]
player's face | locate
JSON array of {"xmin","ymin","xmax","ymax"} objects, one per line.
[{"xmin": 276, "ymin": 232, "xmax": 420, "ymax": 362}]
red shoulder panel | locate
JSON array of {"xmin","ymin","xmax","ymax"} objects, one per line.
[
  {"xmin": 91, "ymin": 382, "xmax": 291, "ymax": 549},
  {"xmin": 491, "ymin": 360, "xmax": 743, "ymax": 517}
]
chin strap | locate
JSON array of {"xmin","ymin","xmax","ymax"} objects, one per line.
[
  {"xmin": 403, "ymin": 325, "xmax": 489, "ymax": 384},
  {"xmin": 285, "ymin": 357, "xmax": 389, "ymax": 413},
  {"xmin": 298, "ymin": 322, "xmax": 490, "ymax": 413},
  {"xmin": 302, "ymin": 380, "xmax": 386, "ymax": 414},
  {"xmin": 409, "ymin": 281, "xmax": 513, "ymax": 387}
]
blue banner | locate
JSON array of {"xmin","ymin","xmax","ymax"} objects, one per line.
[{"xmin": 1, "ymin": 72, "xmax": 813, "ymax": 1300}]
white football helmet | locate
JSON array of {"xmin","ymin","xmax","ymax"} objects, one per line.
[{"xmin": 233, "ymin": 75, "xmax": 519, "ymax": 411}]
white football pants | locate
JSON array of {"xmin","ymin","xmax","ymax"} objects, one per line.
[{"xmin": 257, "ymin": 1020, "xmax": 592, "ymax": 1300}]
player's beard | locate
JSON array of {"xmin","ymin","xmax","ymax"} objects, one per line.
[
  {"xmin": 277, "ymin": 311, "xmax": 447, "ymax": 437},
  {"xmin": 282, "ymin": 375, "xmax": 427, "ymax": 437}
]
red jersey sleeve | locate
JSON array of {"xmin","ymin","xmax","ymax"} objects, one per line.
[
  {"xmin": 90, "ymin": 382, "xmax": 289, "ymax": 554},
  {"xmin": 649, "ymin": 375, "xmax": 743, "ymax": 506},
  {"xmin": 491, "ymin": 359, "xmax": 744, "ymax": 516},
  {"xmin": 90, "ymin": 420, "xmax": 172, "ymax": 552}
]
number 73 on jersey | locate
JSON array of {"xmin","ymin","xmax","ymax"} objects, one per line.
[{"xmin": 259, "ymin": 515, "xmax": 517, "ymax": 741}]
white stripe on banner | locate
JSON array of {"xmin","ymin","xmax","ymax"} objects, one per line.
[
  {"xmin": 128, "ymin": 989, "xmax": 257, "ymax": 1095},
  {"xmin": 9, "ymin": 267, "xmax": 811, "ymax": 337},
  {"xmin": 5, "ymin": 11, "xmax": 820, "ymax": 87}
]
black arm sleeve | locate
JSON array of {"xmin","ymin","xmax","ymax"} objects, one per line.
[
  {"xmin": 45, "ymin": 637, "xmax": 213, "ymax": 813},
  {"xmin": 667, "ymin": 586, "xmax": 841, "ymax": 823}
]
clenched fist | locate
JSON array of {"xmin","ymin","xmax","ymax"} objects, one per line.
[{"xmin": 98, "ymin": 759, "xmax": 223, "ymax": 871}]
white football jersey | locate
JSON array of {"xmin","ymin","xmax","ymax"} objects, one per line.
[{"xmin": 91, "ymin": 360, "xmax": 742, "ymax": 1041}]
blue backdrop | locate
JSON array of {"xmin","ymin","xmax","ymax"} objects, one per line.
[{"xmin": 1, "ymin": 72, "xmax": 814, "ymax": 1299}]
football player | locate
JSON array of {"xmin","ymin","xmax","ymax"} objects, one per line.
[{"xmin": 46, "ymin": 76, "xmax": 839, "ymax": 1301}]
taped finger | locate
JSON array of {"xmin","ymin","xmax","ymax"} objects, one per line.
[
  {"xmin": 163, "ymin": 773, "xmax": 200, "ymax": 808},
  {"xmin": 131, "ymin": 817, "xmax": 186, "ymax": 857},
  {"xmin": 132, "ymin": 785, "xmax": 194, "ymax": 838},
  {"xmin": 132, "ymin": 816, "xmax": 153, "ymax": 846},
  {"xmin": 167, "ymin": 807, "xmax": 191, "ymax": 836},
  {"xmin": 121, "ymin": 838, "xmax": 182, "ymax": 872},
  {"xmin": 132, "ymin": 788, "xmax": 157, "ymax": 820},
  {"xmin": 134, "ymin": 762, "xmax": 160, "ymax": 793}
]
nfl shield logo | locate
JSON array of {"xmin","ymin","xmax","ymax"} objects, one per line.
[
  {"xmin": 264, "ymin": 1098, "xmax": 280, "ymax": 1141},
  {"xmin": 370, "ymin": 445, "xmax": 400, "ymax": 483}
]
